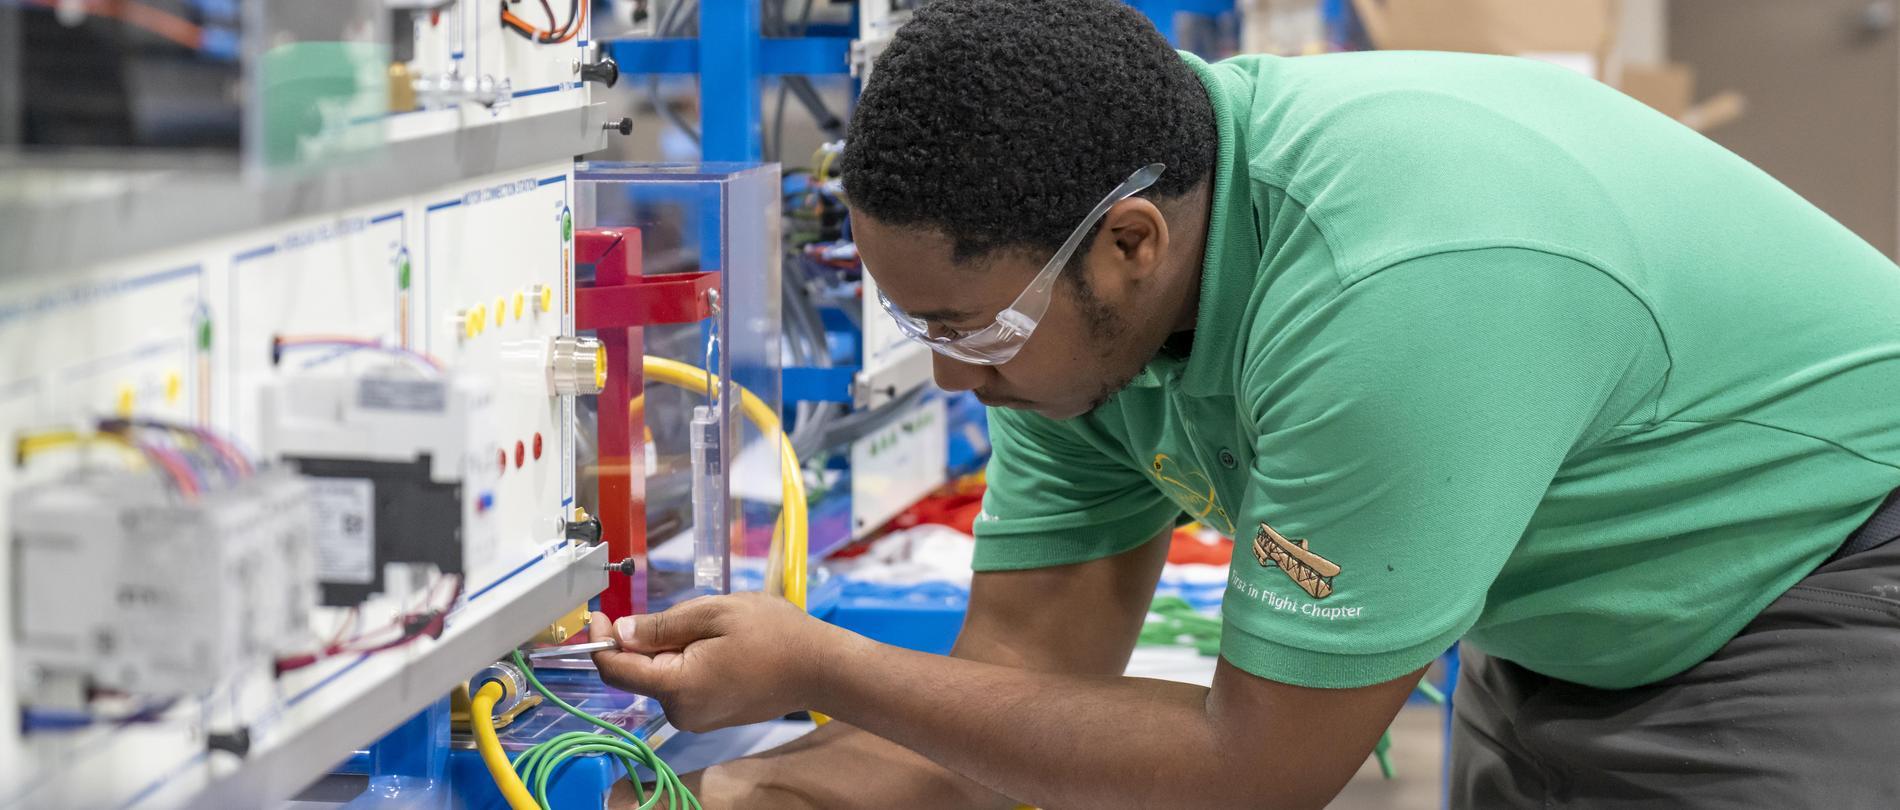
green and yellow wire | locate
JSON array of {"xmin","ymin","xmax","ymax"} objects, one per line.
[{"xmin": 506, "ymin": 650, "xmax": 700, "ymax": 810}]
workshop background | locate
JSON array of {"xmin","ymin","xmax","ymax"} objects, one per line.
[{"xmin": 1, "ymin": 1, "xmax": 1893, "ymax": 808}]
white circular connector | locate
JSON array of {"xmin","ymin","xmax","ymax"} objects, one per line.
[
  {"xmin": 549, "ymin": 336, "xmax": 606, "ymax": 395},
  {"xmin": 471, "ymin": 660, "xmax": 530, "ymax": 716}
]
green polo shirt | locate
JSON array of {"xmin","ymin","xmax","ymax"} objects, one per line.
[{"xmin": 972, "ymin": 50, "xmax": 1900, "ymax": 690}]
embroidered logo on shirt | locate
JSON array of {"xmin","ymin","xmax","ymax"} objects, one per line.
[
  {"xmin": 1150, "ymin": 453, "xmax": 1236, "ymax": 535},
  {"xmin": 1253, "ymin": 522, "xmax": 1340, "ymax": 599}
]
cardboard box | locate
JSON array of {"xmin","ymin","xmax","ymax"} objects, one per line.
[
  {"xmin": 1620, "ymin": 62, "xmax": 1695, "ymax": 119},
  {"xmin": 1349, "ymin": 0, "xmax": 1617, "ymax": 56},
  {"xmin": 1619, "ymin": 62, "xmax": 1746, "ymax": 132},
  {"xmin": 1344, "ymin": 0, "xmax": 1746, "ymax": 132}
]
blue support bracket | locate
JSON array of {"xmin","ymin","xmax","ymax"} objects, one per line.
[
  {"xmin": 700, "ymin": 0, "xmax": 763, "ymax": 160},
  {"xmin": 761, "ymin": 37, "xmax": 854, "ymax": 74},
  {"xmin": 784, "ymin": 365, "xmax": 859, "ymax": 404},
  {"xmin": 606, "ymin": 39, "xmax": 697, "ymax": 73}
]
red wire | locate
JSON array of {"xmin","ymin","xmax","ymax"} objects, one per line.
[
  {"xmin": 499, "ymin": 0, "xmax": 583, "ymax": 45},
  {"xmin": 22, "ymin": 0, "xmax": 204, "ymax": 51},
  {"xmin": 325, "ymin": 607, "xmax": 359, "ymax": 650},
  {"xmin": 275, "ymin": 576, "xmax": 462, "ymax": 675},
  {"xmin": 143, "ymin": 446, "xmax": 200, "ymax": 499},
  {"xmin": 500, "ymin": 8, "xmax": 539, "ymax": 38}
]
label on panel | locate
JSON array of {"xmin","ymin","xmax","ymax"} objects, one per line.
[
  {"xmin": 309, "ymin": 478, "xmax": 376, "ymax": 585},
  {"xmin": 850, "ymin": 398, "xmax": 949, "ymax": 538},
  {"xmin": 358, "ymin": 377, "xmax": 449, "ymax": 412}
]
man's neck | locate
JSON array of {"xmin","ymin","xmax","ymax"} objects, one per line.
[{"xmin": 1167, "ymin": 177, "xmax": 1215, "ymax": 334}]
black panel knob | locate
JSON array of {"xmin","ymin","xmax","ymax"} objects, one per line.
[{"xmin": 580, "ymin": 56, "xmax": 620, "ymax": 88}]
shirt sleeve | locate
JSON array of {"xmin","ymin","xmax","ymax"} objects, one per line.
[
  {"xmin": 972, "ymin": 406, "xmax": 1183, "ymax": 571},
  {"xmin": 1221, "ymin": 247, "xmax": 1668, "ymax": 688}
]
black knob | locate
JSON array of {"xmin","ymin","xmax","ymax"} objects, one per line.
[
  {"xmin": 566, "ymin": 515, "xmax": 604, "ymax": 545},
  {"xmin": 602, "ymin": 117, "xmax": 633, "ymax": 136},
  {"xmin": 581, "ymin": 56, "xmax": 620, "ymax": 88},
  {"xmin": 208, "ymin": 728, "xmax": 251, "ymax": 758},
  {"xmin": 604, "ymin": 557, "xmax": 640, "ymax": 577}
]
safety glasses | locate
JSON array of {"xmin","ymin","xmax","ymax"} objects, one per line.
[{"xmin": 874, "ymin": 163, "xmax": 1166, "ymax": 365}]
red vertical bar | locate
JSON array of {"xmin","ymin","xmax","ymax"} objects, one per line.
[{"xmin": 578, "ymin": 228, "xmax": 646, "ymax": 619}]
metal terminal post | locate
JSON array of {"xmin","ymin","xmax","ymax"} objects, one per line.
[{"xmin": 550, "ymin": 335, "xmax": 606, "ymax": 395}]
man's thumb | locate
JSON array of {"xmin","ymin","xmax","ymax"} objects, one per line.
[{"xmin": 618, "ymin": 597, "xmax": 720, "ymax": 653}]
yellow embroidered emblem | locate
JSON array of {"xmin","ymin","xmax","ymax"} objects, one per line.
[
  {"xmin": 1253, "ymin": 523, "xmax": 1340, "ymax": 599},
  {"xmin": 1149, "ymin": 453, "xmax": 1235, "ymax": 535}
]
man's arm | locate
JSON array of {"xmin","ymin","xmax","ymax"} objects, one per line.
[
  {"xmin": 630, "ymin": 528, "xmax": 1174, "ymax": 808},
  {"xmin": 596, "ymin": 585, "xmax": 1421, "ymax": 810},
  {"xmin": 812, "ymin": 635, "xmax": 1424, "ymax": 810}
]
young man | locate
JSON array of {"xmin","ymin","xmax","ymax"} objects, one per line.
[{"xmin": 590, "ymin": 1, "xmax": 1900, "ymax": 806}]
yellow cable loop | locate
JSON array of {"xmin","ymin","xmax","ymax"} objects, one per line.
[
  {"xmin": 639, "ymin": 357, "xmax": 827, "ymax": 727},
  {"xmin": 15, "ymin": 430, "xmax": 143, "ymax": 466},
  {"xmin": 471, "ymin": 681, "xmax": 540, "ymax": 810},
  {"xmin": 637, "ymin": 356, "xmax": 807, "ymax": 609}
]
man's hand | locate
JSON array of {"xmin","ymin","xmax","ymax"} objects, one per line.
[{"xmin": 587, "ymin": 594, "xmax": 844, "ymax": 732}]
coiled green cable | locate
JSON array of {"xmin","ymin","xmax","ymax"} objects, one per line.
[{"xmin": 507, "ymin": 651, "xmax": 702, "ymax": 810}]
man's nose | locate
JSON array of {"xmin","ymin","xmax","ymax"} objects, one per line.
[{"xmin": 931, "ymin": 352, "xmax": 987, "ymax": 393}]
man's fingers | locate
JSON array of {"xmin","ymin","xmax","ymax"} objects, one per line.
[
  {"xmin": 587, "ymin": 611, "xmax": 614, "ymax": 644},
  {"xmin": 590, "ymin": 647, "xmax": 673, "ymax": 695},
  {"xmin": 615, "ymin": 597, "xmax": 724, "ymax": 654},
  {"xmin": 588, "ymin": 612, "xmax": 674, "ymax": 693}
]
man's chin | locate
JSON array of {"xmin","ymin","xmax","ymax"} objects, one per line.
[{"xmin": 1032, "ymin": 400, "xmax": 1095, "ymax": 420}]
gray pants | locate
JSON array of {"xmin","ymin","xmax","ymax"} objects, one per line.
[{"xmin": 1450, "ymin": 537, "xmax": 1900, "ymax": 808}]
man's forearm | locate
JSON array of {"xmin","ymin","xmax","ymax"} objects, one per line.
[{"xmin": 811, "ymin": 634, "xmax": 1277, "ymax": 810}]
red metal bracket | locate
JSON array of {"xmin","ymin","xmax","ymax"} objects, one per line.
[
  {"xmin": 574, "ymin": 272, "xmax": 719, "ymax": 331},
  {"xmin": 576, "ymin": 227, "xmax": 720, "ymax": 619}
]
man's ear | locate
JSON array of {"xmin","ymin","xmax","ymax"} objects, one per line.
[{"xmin": 1101, "ymin": 198, "xmax": 1169, "ymax": 282}]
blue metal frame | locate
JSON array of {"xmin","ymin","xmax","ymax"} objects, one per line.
[
  {"xmin": 605, "ymin": 3, "xmax": 854, "ymax": 163},
  {"xmin": 783, "ymin": 366, "xmax": 857, "ymax": 404},
  {"xmin": 1128, "ymin": 0, "xmax": 1239, "ymax": 46},
  {"xmin": 699, "ymin": 0, "xmax": 764, "ymax": 161},
  {"xmin": 340, "ymin": 697, "xmax": 450, "ymax": 806},
  {"xmin": 608, "ymin": 38, "xmax": 852, "ymax": 77}
]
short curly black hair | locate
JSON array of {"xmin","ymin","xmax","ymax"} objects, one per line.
[{"xmin": 838, "ymin": 0, "xmax": 1217, "ymax": 265}]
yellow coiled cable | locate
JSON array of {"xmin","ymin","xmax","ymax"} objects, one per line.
[
  {"xmin": 470, "ymin": 681, "xmax": 540, "ymax": 810},
  {"xmin": 637, "ymin": 356, "xmax": 808, "ymax": 608}
]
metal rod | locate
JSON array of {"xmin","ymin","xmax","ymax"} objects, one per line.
[{"xmin": 521, "ymin": 640, "xmax": 619, "ymax": 658}]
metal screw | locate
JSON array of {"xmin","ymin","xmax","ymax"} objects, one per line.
[{"xmin": 602, "ymin": 117, "xmax": 633, "ymax": 136}]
